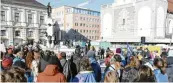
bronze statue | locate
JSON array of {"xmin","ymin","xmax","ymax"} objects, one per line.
[{"xmin": 47, "ymin": 2, "xmax": 52, "ymax": 18}]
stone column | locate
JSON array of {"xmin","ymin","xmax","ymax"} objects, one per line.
[
  {"xmin": 22, "ymin": 28, "xmax": 27, "ymax": 43},
  {"xmin": 8, "ymin": 27, "xmax": 14, "ymax": 46},
  {"xmin": 34, "ymin": 28, "xmax": 39, "ymax": 43}
]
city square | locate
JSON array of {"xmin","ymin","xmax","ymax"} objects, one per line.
[{"xmin": 0, "ymin": 0, "xmax": 173, "ymax": 82}]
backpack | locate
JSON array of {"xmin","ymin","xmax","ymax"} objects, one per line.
[{"xmin": 121, "ymin": 67, "xmax": 140, "ymax": 82}]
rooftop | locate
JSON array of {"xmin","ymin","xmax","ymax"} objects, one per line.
[
  {"xmin": 1, "ymin": 0, "xmax": 47, "ymax": 10},
  {"xmin": 54, "ymin": 5, "xmax": 100, "ymax": 13}
]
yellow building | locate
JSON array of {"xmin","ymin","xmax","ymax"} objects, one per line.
[{"xmin": 52, "ymin": 6, "xmax": 100, "ymax": 41}]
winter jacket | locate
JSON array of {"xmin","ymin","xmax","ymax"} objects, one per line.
[
  {"xmin": 153, "ymin": 69, "xmax": 169, "ymax": 82},
  {"xmin": 60, "ymin": 58, "xmax": 67, "ymax": 67},
  {"xmin": 37, "ymin": 65, "xmax": 66, "ymax": 82},
  {"xmin": 167, "ymin": 57, "xmax": 173, "ymax": 82},
  {"xmin": 71, "ymin": 54, "xmax": 82, "ymax": 73},
  {"xmin": 72, "ymin": 71, "xmax": 96, "ymax": 82},
  {"xmin": 31, "ymin": 60, "xmax": 39, "ymax": 82},
  {"xmin": 89, "ymin": 57, "xmax": 101, "ymax": 82}
]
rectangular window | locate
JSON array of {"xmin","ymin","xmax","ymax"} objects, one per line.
[
  {"xmin": 80, "ymin": 30, "xmax": 82, "ymax": 33},
  {"xmin": 15, "ymin": 31, "xmax": 20, "ymax": 37},
  {"xmin": 83, "ymin": 23, "xmax": 85, "ymax": 27},
  {"xmin": 1, "ymin": 11, "xmax": 5, "ymax": 21},
  {"xmin": 123, "ymin": 19, "xmax": 125, "ymax": 25},
  {"xmin": 83, "ymin": 30, "xmax": 85, "ymax": 33},
  {"xmin": 92, "ymin": 25, "xmax": 94, "ymax": 28},
  {"xmin": 15, "ymin": 12, "xmax": 19, "ymax": 22},
  {"xmin": 1, "ymin": 30, "xmax": 6, "ymax": 36},
  {"xmin": 40, "ymin": 16, "xmax": 44, "ymax": 24},
  {"xmin": 28, "ymin": 31, "xmax": 33, "ymax": 37},
  {"xmin": 28, "ymin": 14, "xmax": 32, "ymax": 23},
  {"xmin": 80, "ymin": 23, "xmax": 82, "ymax": 26}
]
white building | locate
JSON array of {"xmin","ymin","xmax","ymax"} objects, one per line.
[
  {"xmin": 1, "ymin": 0, "xmax": 48, "ymax": 46},
  {"xmin": 101, "ymin": 0, "xmax": 173, "ymax": 44}
]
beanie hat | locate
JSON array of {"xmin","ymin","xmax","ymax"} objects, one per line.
[
  {"xmin": 116, "ymin": 48, "xmax": 121, "ymax": 54},
  {"xmin": 2, "ymin": 57, "xmax": 13, "ymax": 69}
]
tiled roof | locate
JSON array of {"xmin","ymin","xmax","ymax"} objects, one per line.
[
  {"xmin": 1, "ymin": 0, "xmax": 47, "ymax": 10},
  {"xmin": 168, "ymin": 0, "xmax": 173, "ymax": 13}
]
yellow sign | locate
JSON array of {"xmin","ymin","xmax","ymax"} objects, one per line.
[{"xmin": 138, "ymin": 46, "xmax": 161, "ymax": 54}]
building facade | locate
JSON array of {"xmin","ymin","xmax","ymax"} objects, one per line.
[
  {"xmin": 1, "ymin": 0, "xmax": 48, "ymax": 46},
  {"xmin": 52, "ymin": 6, "xmax": 100, "ymax": 41},
  {"xmin": 101, "ymin": 0, "xmax": 173, "ymax": 44}
]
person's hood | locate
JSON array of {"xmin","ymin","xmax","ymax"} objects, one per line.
[
  {"xmin": 89, "ymin": 57, "xmax": 97, "ymax": 64},
  {"xmin": 87, "ymin": 50, "xmax": 95, "ymax": 58},
  {"xmin": 43, "ymin": 65, "xmax": 58, "ymax": 76}
]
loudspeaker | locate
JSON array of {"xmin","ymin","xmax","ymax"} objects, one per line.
[{"xmin": 141, "ymin": 37, "xmax": 145, "ymax": 44}]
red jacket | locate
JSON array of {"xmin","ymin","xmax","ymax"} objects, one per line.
[{"xmin": 37, "ymin": 65, "xmax": 66, "ymax": 82}]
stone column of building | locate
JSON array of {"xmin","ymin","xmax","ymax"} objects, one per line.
[
  {"xmin": 34, "ymin": 28, "xmax": 39, "ymax": 43},
  {"xmin": 21, "ymin": 28, "xmax": 27, "ymax": 44},
  {"xmin": 8, "ymin": 27, "xmax": 14, "ymax": 46}
]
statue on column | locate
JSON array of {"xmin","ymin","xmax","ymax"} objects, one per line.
[
  {"xmin": 46, "ymin": 2, "xmax": 54, "ymax": 49},
  {"xmin": 47, "ymin": 2, "xmax": 52, "ymax": 18}
]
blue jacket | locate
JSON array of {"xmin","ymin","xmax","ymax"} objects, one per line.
[
  {"xmin": 89, "ymin": 57, "xmax": 101, "ymax": 82},
  {"xmin": 72, "ymin": 71, "xmax": 96, "ymax": 82},
  {"xmin": 154, "ymin": 69, "xmax": 169, "ymax": 82}
]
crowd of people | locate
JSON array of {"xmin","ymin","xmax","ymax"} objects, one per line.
[{"xmin": 0, "ymin": 43, "xmax": 173, "ymax": 82}]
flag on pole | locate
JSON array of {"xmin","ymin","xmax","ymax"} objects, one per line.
[
  {"xmin": 127, "ymin": 43, "xmax": 133, "ymax": 57},
  {"xmin": 126, "ymin": 43, "xmax": 134, "ymax": 63}
]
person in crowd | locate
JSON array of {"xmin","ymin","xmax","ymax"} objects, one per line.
[
  {"xmin": 116, "ymin": 48, "xmax": 126, "ymax": 66},
  {"xmin": 84, "ymin": 45, "xmax": 88, "ymax": 55},
  {"xmin": 39, "ymin": 50, "xmax": 63, "ymax": 73},
  {"xmin": 58, "ymin": 52, "xmax": 67, "ymax": 67},
  {"xmin": 13, "ymin": 59, "xmax": 34, "ymax": 82},
  {"xmin": 105, "ymin": 50, "xmax": 114, "ymax": 67},
  {"xmin": 13, "ymin": 51, "xmax": 25, "ymax": 64},
  {"xmin": 166, "ymin": 56, "xmax": 173, "ymax": 82},
  {"xmin": 104, "ymin": 70, "xmax": 119, "ymax": 82},
  {"xmin": 138, "ymin": 65, "xmax": 155, "ymax": 82},
  {"xmin": 71, "ymin": 47, "xmax": 83, "ymax": 73},
  {"xmin": 25, "ymin": 52, "xmax": 34, "ymax": 69},
  {"xmin": 87, "ymin": 50, "xmax": 101, "ymax": 82},
  {"xmin": 125, "ymin": 56, "xmax": 140, "ymax": 69},
  {"xmin": 103, "ymin": 54, "xmax": 122, "ymax": 81},
  {"xmin": 1, "ymin": 67, "xmax": 27, "ymax": 82},
  {"xmin": 37, "ymin": 56, "xmax": 66, "ymax": 82},
  {"xmin": 106, "ymin": 47, "xmax": 110, "ymax": 53},
  {"xmin": 121, "ymin": 56, "xmax": 140, "ymax": 82},
  {"xmin": 31, "ymin": 51, "xmax": 40, "ymax": 82},
  {"xmin": 23, "ymin": 46, "xmax": 29, "ymax": 59},
  {"xmin": 72, "ymin": 57, "xmax": 96, "ymax": 82},
  {"xmin": 91, "ymin": 46, "xmax": 96, "ymax": 52},
  {"xmin": 153, "ymin": 58, "xmax": 169, "ymax": 82},
  {"xmin": 101, "ymin": 48, "xmax": 105, "ymax": 59},
  {"xmin": 144, "ymin": 48, "xmax": 151, "ymax": 59},
  {"xmin": 1, "ymin": 57, "xmax": 13, "ymax": 70},
  {"xmin": 6, "ymin": 46, "xmax": 15, "ymax": 59}
]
